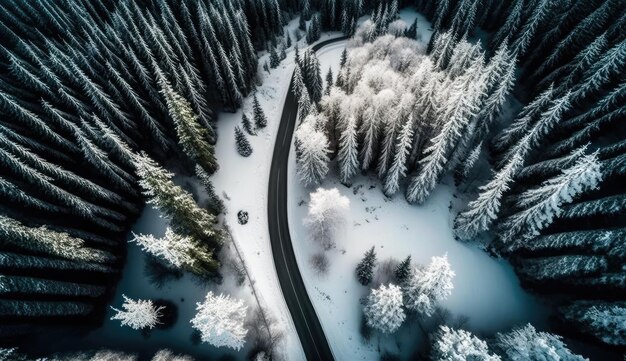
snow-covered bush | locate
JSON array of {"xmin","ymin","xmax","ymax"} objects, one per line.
[
  {"xmin": 190, "ymin": 291, "xmax": 248, "ymax": 350},
  {"xmin": 404, "ymin": 254, "xmax": 455, "ymax": 316},
  {"xmin": 304, "ymin": 188, "xmax": 350, "ymax": 249},
  {"xmin": 363, "ymin": 283, "xmax": 405, "ymax": 334},
  {"xmin": 431, "ymin": 326, "xmax": 501, "ymax": 361},
  {"xmin": 110, "ymin": 295, "xmax": 164, "ymax": 330}
]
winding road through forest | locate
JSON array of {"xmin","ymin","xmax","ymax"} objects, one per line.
[{"xmin": 267, "ymin": 36, "xmax": 347, "ymax": 361}]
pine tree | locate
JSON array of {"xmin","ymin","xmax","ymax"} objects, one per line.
[
  {"xmin": 340, "ymin": 48, "xmax": 348, "ymax": 68},
  {"xmin": 158, "ymin": 74, "xmax": 218, "ymax": 174},
  {"xmin": 499, "ymin": 153, "xmax": 603, "ymax": 247},
  {"xmin": 269, "ymin": 46, "xmax": 280, "ymax": 68},
  {"xmin": 134, "ymin": 152, "xmax": 222, "ymax": 248},
  {"xmin": 252, "ymin": 93, "xmax": 268, "ymax": 129},
  {"xmin": 235, "ymin": 126, "xmax": 253, "ymax": 157},
  {"xmin": 363, "ymin": 283, "xmax": 405, "ymax": 334},
  {"xmin": 356, "ymin": 246, "xmax": 377, "ymax": 286},
  {"xmin": 337, "ymin": 116, "xmax": 360, "ymax": 185},
  {"xmin": 431, "ymin": 326, "xmax": 501, "ymax": 361},
  {"xmin": 195, "ymin": 164, "xmax": 225, "ymax": 215},
  {"xmin": 454, "ymin": 153, "xmax": 524, "ymax": 241},
  {"xmin": 494, "ymin": 324, "xmax": 587, "ymax": 360},
  {"xmin": 560, "ymin": 301, "xmax": 626, "ymax": 347},
  {"xmin": 241, "ymin": 113, "xmax": 255, "ymax": 135},
  {"xmin": 324, "ymin": 67, "xmax": 333, "ymax": 96},
  {"xmin": 383, "ymin": 116, "xmax": 414, "ymax": 197},
  {"xmin": 306, "ymin": 14, "xmax": 321, "ymax": 44},
  {"xmin": 394, "ymin": 255, "xmax": 411, "ymax": 285},
  {"xmin": 295, "ymin": 116, "xmax": 330, "ymax": 186},
  {"xmin": 190, "ymin": 291, "xmax": 248, "ymax": 350}
]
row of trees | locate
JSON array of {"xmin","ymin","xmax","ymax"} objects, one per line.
[
  {"xmin": 0, "ymin": 0, "xmax": 286, "ymax": 338},
  {"xmin": 294, "ymin": 1, "xmax": 625, "ymax": 351}
]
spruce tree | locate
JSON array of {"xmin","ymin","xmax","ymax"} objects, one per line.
[
  {"xmin": 235, "ymin": 126, "xmax": 253, "ymax": 157},
  {"xmin": 325, "ymin": 67, "xmax": 333, "ymax": 96},
  {"xmin": 241, "ymin": 113, "xmax": 255, "ymax": 135},
  {"xmin": 252, "ymin": 93, "xmax": 268, "ymax": 129},
  {"xmin": 394, "ymin": 255, "xmax": 411, "ymax": 285},
  {"xmin": 269, "ymin": 46, "xmax": 280, "ymax": 68},
  {"xmin": 356, "ymin": 246, "xmax": 377, "ymax": 286}
]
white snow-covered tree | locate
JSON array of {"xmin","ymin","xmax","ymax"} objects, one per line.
[
  {"xmin": 383, "ymin": 115, "xmax": 414, "ymax": 196},
  {"xmin": 431, "ymin": 325, "xmax": 501, "ymax": 361},
  {"xmin": 404, "ymin": 254, "xmax": 455, "ymax": 316},
  {"xmin": 364, "ymin": 283, "xmax": 405, "ymax": 334},
  {"xmin": 561, "ymin": 301, "xmax": 626, "ymax": 347},
  {"xmin": 337, "ymin": 115, "xmax": 360, "ymax": 184},
  {"xmin": 190, "ymin": 291, "xmax": 248, "ymax": 350},
  {"xmin": 131, "ymin": 228, "xmax": 217, "ymax": 273},
  {"xmin": 110, "ymin": 295, "xmax": 163, "ymax": 330},
  {"xmin": 494, "ymin": 324, "xmax": 588, "ymax": 361},
  {"xmin": 454, "ymin": 153, "xmax": 524, "ymax": 241},
  {"xmin": 304, "ymin": 188, "xmax": 350, "ymax": 250},
  {"xmin": 295, "ymin": 115, "xmax": 330, "ymax": 187},
  {"xmin": 499, "ymin": 153, "xmax": 603, "ymax": 246}
]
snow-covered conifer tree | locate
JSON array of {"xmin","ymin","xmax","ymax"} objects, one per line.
[
  {"xmin": 241, "ymin": 113, "xmax": 255, "ymax": 135},
  {"xmin": 111, "ymin": 295, "xmax": 163, "ymax": 330},
  {"xmin": 431, "ymin": 326, "xmax": 501, "ymax": 361},
  {"xmin": 190, "ymin": 291, "xmax": 248, "ymax": 350},
  {"xmin": 394, "ymin": 255, "xmax": 411, "ymax": 285},
  {"xmin": 494, "ymin": 324, "xmax": 587, "ymax": 360},
  {"xmin": 134, "ymin": 153, "xmax": 221, "ymax": 248},
  {"xmin": 383, "ymin": 116, "xmax": 414, "ymax": 197},
  {"xmin": 158, "ymin": 75, "xmax": 217, "ymax": 174},
  {"xmin": 560, "ymin": 301, "xmax": 626, "ymax": 347},
  {"xmin": 454, "ymin": 153, "xmax": 524, "ymax": 241},
  {"xmin": 304, "ymin": 188, "xmax": 350, "ymax": 249},
  {"xmin": 356, "ymin": 246, "xmax": 377, "ymax": 286},
  {"xmin": 337, "ymin": 116, "xmax": 360, "ymax": 184},
  {"xmin": 325, "ymin": 67, "xmax": 333, "ymax": 96},
  {"xmin": 235, "ymin": 126, "xmax": 253, "ymax": 157},
  {"xmin": 195, "ymin": 164, "xmax": 225, "ymax": 214},
  {"xmin": 403, "ymin": 254, "xmax": 455, "ymax": 316},
  {"xmin": 364, "ymin": 284, "xmax": 405, "ymax": 334},
  {"xmin": 295, "ymin": 116, "xmax": 330, "ymax": 186},
  {"xmin": 252, "ymin": 93, "xmax": 267, "ymax": 129},
  {"xmin": 499, "ymin": 153, "xmax": 603, "ymax": 246}
]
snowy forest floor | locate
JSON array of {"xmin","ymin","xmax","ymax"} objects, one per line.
[
  {"xmin": 286, "ymin": 9, "xmax": 551, "ymax": 360},
  {"xmin": 72, "ymin": 16, "xmax": 347, "ymax": 361}
]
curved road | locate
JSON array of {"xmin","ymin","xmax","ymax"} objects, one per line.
[{"xmin": 268, "ymin": 36, "xmax": 347, "ymax": 361}]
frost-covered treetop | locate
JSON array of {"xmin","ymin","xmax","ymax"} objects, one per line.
[
  {"xmin": 364, "ymin": 283, "xmax": 406, "ymax": 334},
  {"xmin": 131, "ymin": 228, "xmax": 196, "ymax": 268},
  {"xmin": 190, "ymin": 291, "xmax": 248, "ymax": 350},
  {"xmin": 432, "ymin": 326, "xmax": 501, "ymax": 361},
  {"xmin": 404, "ymin": 254, "xmax": 455, "ymax": 316},
  {"xmin": 495, "ymin": 324, "xmax": 588, "ymax": 361},
  {"xmin": 304, "ymin": 187, "xmax": 350, "ymax": 249},
  {"xmin": 110, "ymin": 295, "xmax": 163, "ymax": 330}
]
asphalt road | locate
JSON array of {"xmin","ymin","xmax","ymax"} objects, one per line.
[{"xmin": 267, "ymin": 36, "xmax": 347, "ymax": 361}]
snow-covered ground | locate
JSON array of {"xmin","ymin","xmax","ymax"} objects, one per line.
[
  {"xmin": 287, "ymin": 8, "xmax": 550, "ymax": 360},
  {"xmin": 75, "ymin": 16, "xmax": 345, "ymax": 361}
]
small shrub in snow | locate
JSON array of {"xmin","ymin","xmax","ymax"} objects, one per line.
[
  {"xmin": 304, "ymin": 188, "xmax": 349, "ymax": 250},
  {"xmin": 237, "ymin": 210, "xmax": 249, "ymax": 225},
  {"xmin": 111, "ymin": 295, "xmax": 164, "ymax": 330},
  {"xmin": 310, "ymin": 253, "xmax": 329, "ymax": 275},
  {"xmin": 363, "ymin": 283, "xmax": 405, "ymax": 334},
  {"xmin": 190, "ymin": 291, "xmax": 248, "ymax": 350}
]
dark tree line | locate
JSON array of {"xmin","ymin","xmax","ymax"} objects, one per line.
[{"xmin": 0, "ymin": 0, "xmax": 286, "ymax": 341}]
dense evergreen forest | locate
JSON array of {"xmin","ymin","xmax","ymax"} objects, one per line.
[{"xmin": 0, "ymin": 0, "xmax": 624, "ymax": 358}]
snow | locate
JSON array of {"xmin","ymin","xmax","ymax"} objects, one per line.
[
  {"xmin": 287, "ymin": 8, "xmax": 550, "ymax": 360},
  {"xmin": 62, "ymin": 16, "xmax": 319, "ymax": 361}
]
